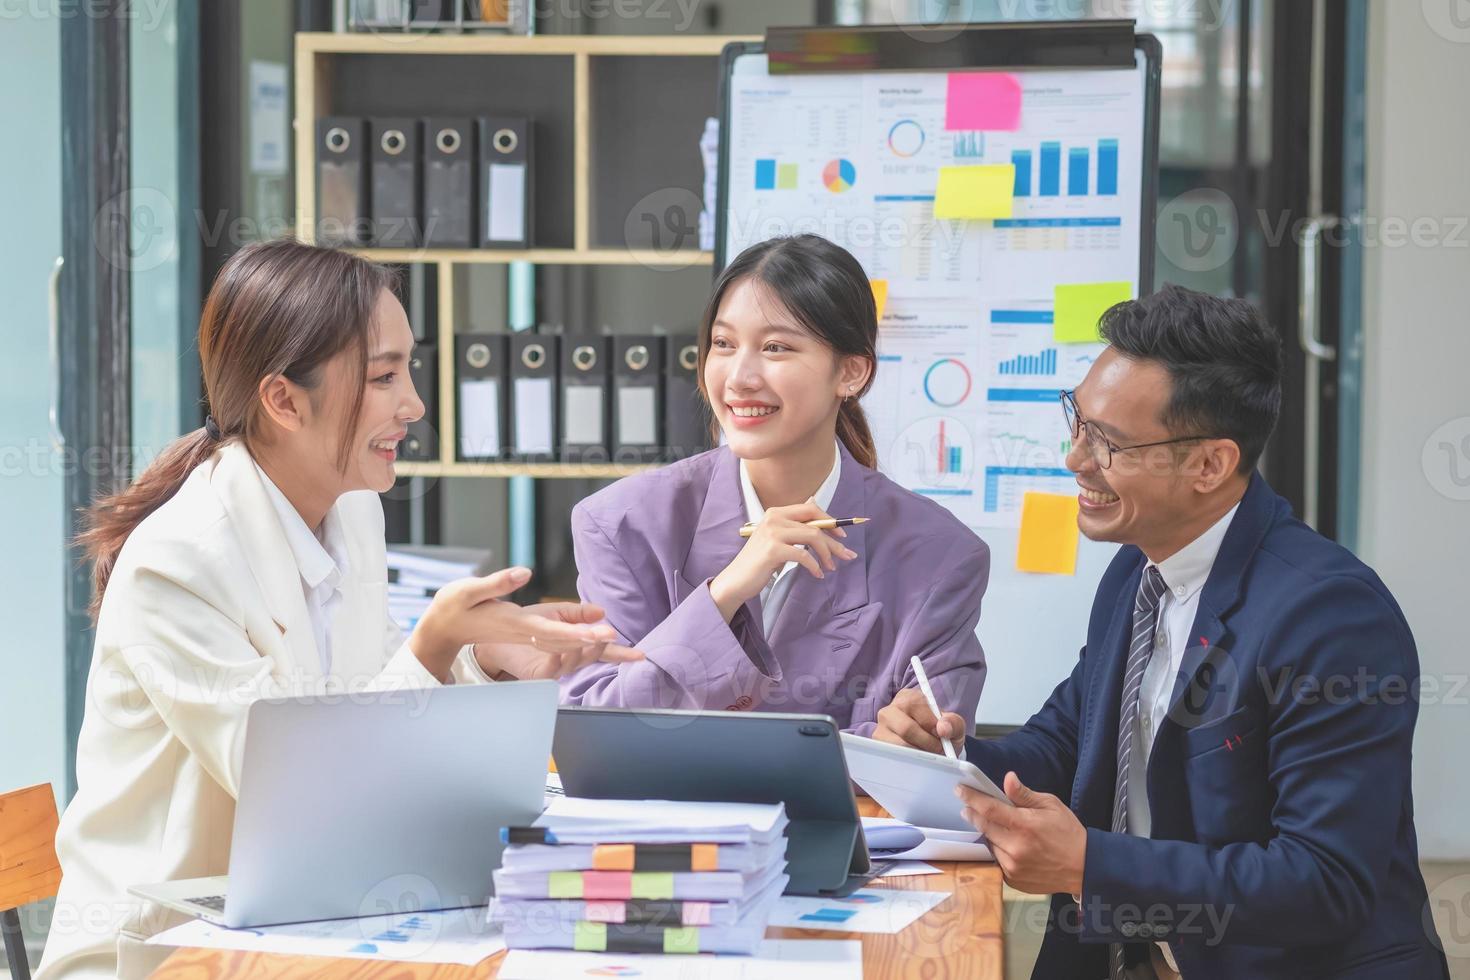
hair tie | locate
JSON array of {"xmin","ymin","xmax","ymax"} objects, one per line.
[{"xmin": 204, "ymin": 416, "xmax": 223, "ymax": 441}]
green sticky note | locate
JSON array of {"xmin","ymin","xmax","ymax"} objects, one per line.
[
  {"xmin": 1053, "ymin": 281, "xmax": 1133, "ymax": 344},
  {"xmin": 777, "ymin": 162, "xmax": 799, "ymax": 189},
  {"xmin": 933, "ymin": 164, "xmax": 1015, "ymax": 219},
  {"xmin": 548, "ymin": 871, "xmax": 583, "ymax": 899},
  {"xmin": 573, "ymin": 921, "xmax": 607, "ymax": 952},
  {"xmin": 630, "ymin": 872, "xmax": 675, "ymax": 900},
  {"xmin": 664, "ymin": 927, "xmax": 700, "ymax": 954}
]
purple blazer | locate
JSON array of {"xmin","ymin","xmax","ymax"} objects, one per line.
[{"xmin": 560, "ymin": 443, "xmax": 989, "ymax": 735}]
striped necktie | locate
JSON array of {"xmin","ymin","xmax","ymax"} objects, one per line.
[{"xmin": 1110, "ymin": 565, "xmax": 1167, "ymax": 980}]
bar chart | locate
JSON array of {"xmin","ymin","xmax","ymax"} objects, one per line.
[
  {"xmin": 998, "ymin": 347, "xmax": 1059, "ymax": 376},
  {"xmin": 754, "ymin": 159, "xmax": 799, "ymax": 190},
  {"xmin": 1010, "ymin": 138, "xmax": 1121, "ymax": 198}
]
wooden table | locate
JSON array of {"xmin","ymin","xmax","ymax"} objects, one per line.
[{"xmin": 152, "ymin": 800, "xmax": 1004, "ymax": 980}]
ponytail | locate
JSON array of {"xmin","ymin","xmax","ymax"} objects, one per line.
[
  {"xmin": 836, "ymin": 399, "xmax": 877, "ymax": 469},
  {"xmin": 78, "ymin": 428, "xmax": 221, "ymax": 620}
]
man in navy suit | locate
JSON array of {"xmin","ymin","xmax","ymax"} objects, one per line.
[{"xmin": 875, "ymin": 286, "xmax": 1449, "ymax": 979}]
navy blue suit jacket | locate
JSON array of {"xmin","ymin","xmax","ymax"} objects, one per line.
[{"xmin": 968, "ymin": 475, "xmax": 1449, "ymax": 979}]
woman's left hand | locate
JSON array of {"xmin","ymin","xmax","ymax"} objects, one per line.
[{"xmin": 473, "ymin": 601, "xmax": 644, "ymax": 681}]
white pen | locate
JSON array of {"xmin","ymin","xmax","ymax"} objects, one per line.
[{"xmin": 909, "ymin": 655, "xmax": 957, "ymax": 760}]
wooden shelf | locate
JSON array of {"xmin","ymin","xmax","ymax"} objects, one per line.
[
  {"xmin": 395, "ymin": 461, "xmax": 659, "ymax": 479},
  {"xmin": 348, "ymin": 247, "xmax": 713, "ymax": 266},
  {"xmin": 295, "ymin": 32, "xmax": 752, "ymax": 57},
  {"xmin": 293, "ymin": 33, "xmax": 740, "ymax": 480}
]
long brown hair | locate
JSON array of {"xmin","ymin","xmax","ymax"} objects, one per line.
[
  {"xmin": 79, "ymin": 239, "xmax": 394, "ymax": 619},
  {"xmin": 698, "ymin": 235, "xmax": 878, "ymax": 468}
]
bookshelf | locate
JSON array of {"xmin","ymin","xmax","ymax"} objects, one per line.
[{"xmin": 292, "ymin": 31, "xmax": 749, "ymax": 478}]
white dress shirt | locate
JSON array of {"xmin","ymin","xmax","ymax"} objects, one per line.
[
  {"xmin": 255, "ymin": 462, "xmax": 349, "ymax": 675},
  {"xmin": 738, "ymin": 441, "xmax": 843, "ymax": 637},
  {"xmin": 1127, "ymin": 501, "xmax": 1240, "ymax": 838}
]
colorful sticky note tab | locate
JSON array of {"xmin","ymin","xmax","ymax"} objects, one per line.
[
  {"xmin": 573, "ymin": 921, "xmax": 607, "ymax": 952},
  {"xmin": 870, "ymin": 279, "xmax": 889, "ymax": 320},
  {"xmin": 933, "ymin": 165, "xmax": 1015, "ymax": 220},
  {"xmin": 548, "ymin": 870, "xmax": 583, "ymax": 899},
  {"xmin": 1053, "ymin": 281, "xmax": 1134, "ymax": 344},
  {"xmin": 629, "ymin": 872, "xmax": 676, "ymax": 900},
  {"xmin": 663, "ymin": 927, "xmax": 700, "ymax": 954},
  {"xmin": 1016, "ymin": 492, "xmax": 1081, "ymax": 576},
  {"xmin": 946, "ymin": 72, "xmax": 1022, "ymax": 131}
]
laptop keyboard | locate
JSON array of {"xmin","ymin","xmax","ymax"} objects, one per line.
[{"xmin": 188, "ymin": 895, "xmax": 227, "ymax": 912}]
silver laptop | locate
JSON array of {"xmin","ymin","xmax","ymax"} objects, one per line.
[{"xmin": 130, "ymin": 679, "xmax": 557, "ymax": 928}]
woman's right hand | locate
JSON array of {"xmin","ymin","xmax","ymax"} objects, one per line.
[
  {"xmin": 708, "ymin": 499, "xmax": 858, "ymax": 622},
  {"xmin": 409, "ymin": 567, "xmax": 623, "ymax": 681}
]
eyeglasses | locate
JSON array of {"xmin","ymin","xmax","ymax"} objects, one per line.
[{"xmin": 1059, "ymin": 389, "xmax": 1217, "ymax": 470}]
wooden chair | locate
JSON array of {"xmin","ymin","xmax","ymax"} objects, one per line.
[{"xmin": 0, "ymin": 784, "xmax": 62, "ymax": 980}]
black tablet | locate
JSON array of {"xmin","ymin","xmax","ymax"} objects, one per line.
[{"xmin": 552, "ymin": 707, "xmax": 869, "ymax": 896}]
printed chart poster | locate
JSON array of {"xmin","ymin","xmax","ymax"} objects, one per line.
[{"xmin": 729, "ymin": 55, "xmax": 1143, "ymax": 529}]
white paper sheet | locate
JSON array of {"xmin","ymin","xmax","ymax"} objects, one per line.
[
  {"xmin": 459, "ymin": 378, "xmax": 501, "ymax": 458},
  {"xmin": 564, "ymin": 385, "xmax": 605, "ymax": 445},
  {"xmin": 617, "ymin": 385, "xmax": 658, "ymax": 445},
  {"xmin": 146, "ymin": 907, "xmax": 505, "ymax": 967},
  {"xmin": 769, "ymin": 888, "xmax": 949, "ymax": 934},
  {"xmin": 498, "ymin": 939, "xmax": 862, "ymax": 980},
  {"xmin": 877, "ymin": 861, "xmax": 942, "ymax": 878},
  {"xmin": 488, "ymin": 162, "xmax": 527, "ymax": 242},
  {"xmin": 863, "ymin": 817, "xmax": 995, "ymax": 862},
  {"xmin": 513, "ymin": 377, "xmax": 554, "ymax": 455}
]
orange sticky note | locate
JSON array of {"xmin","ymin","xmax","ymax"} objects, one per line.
[
  {"xmin": 933, "ymin": 165, "xmax": 1015, "ymax": 220},
  {"xmin": 1016, "ymin": 491, "xmax": 1081, "ymax": 575},
  {"xmin": 870, "ymin": 279, "xmax": 889, "ymax": 320}
]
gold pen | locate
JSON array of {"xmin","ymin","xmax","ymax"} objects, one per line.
[{"xmin": 738, "ymin": 517, "xmax": 871, "ymax": 539}]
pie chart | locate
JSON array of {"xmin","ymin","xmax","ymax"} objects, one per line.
[{"xmin": 823, "ymin": 158, "xmax": 857, "ymax": 192}]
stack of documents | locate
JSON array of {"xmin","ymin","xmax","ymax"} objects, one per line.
[
  {"xmin": 490, "ymin": 797, "xmax": 789, "ymax": 956},
  {"xmin": 385, "ymin": 545, "xmax": 490, "ymax": 629}
]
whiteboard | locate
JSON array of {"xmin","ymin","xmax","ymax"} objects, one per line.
[{"xmin": 718, "ymin": 44, "xmax": 1157, "ymax": 724}]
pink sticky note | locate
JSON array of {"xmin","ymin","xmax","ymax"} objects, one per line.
[{"xmin": 946, "ymin": 72, "xmax": 1022, "ymax": 131}]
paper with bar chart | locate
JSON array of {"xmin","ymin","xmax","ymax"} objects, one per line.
[{"xmin": 726, "ymin": 52, "xmax": 1141, "ymax": 528}]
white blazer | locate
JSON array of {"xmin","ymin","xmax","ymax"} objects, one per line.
[{"xmin": 37, "ymin": 442, "xmax": 489, "ymax": 980}]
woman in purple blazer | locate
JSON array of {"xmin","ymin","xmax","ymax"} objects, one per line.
[{"xmin": 561, "ymin": 235, "xmax": 989, "ymax": 734}]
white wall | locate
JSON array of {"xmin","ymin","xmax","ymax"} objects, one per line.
[
  {"xmin": 0, "ymin": 9, "xmax": 67, "ymax": 802},
  {"xmin": 1361, "ymin": 0, "xmax": 1470, "ymax": 859}
]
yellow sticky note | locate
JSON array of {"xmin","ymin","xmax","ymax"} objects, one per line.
[
  {"xmin": 630, "ymin": 872, "xmax": 675, "ymax": 900},
  {"xmin": 933, "ymin": 164, "xmax": 1015, "ymax": 220},
  {"xmin": 870, "ymin": 279, "xmax": 889, "ymax": 320},
  {"xmin": 574, "ymin": 921, "xmax": 607, "ymax": 952},
  {"xmin": 1016, "ymin": 492, "xmax": 1081, "ymax": 576},
  {"xmin": 1053, "ymin": 281, "xmax": 1133, "ymax": 344},
  {"xmin": 548, "ymin": 871, "xmax": 583, "ymax": 898}
]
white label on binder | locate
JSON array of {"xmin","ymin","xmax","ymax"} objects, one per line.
[
  {"xmin": 564, "ymin": 386, "xmax": 604, "ymax": 445},
  {"xmin": 488, "ymin": 162, "xmax": 526, "ymax": 243},
  {"xmin": 513, "ymin": 377, "xmax": 554, "ymax": 455},
  {"xmin": 458, "ymin": 378, "xmax": 501, "ymax": 458},
  {"xmin": 617, "ymin": 386, "xmax": 657, "ymax": 445}
]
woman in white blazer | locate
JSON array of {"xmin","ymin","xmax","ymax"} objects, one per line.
[{"xmin": 36, "ymin": 240, "xmax": 638, "ymax": 980}]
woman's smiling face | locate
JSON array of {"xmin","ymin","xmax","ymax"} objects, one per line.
[{"xmin": 703, "ymin": 278, "xmax": 864, "ymax": 462}]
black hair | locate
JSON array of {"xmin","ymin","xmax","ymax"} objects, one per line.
[
  {"xmin": 698, "ymin": 234, "xmax": 878, "ymax": 468},
  {"xmin": 1098, "ymin": 284, "xmax": 1283, "ymax": 473}
]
